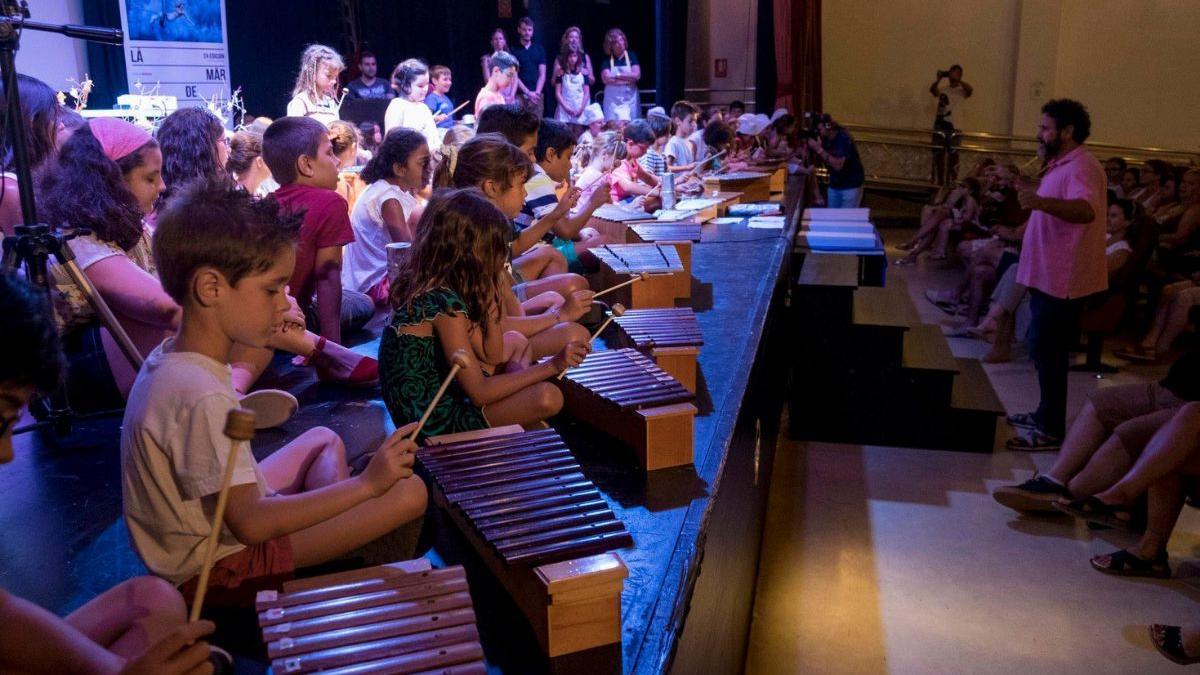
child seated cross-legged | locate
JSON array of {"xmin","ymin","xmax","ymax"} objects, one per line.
[
  {"xmin": 520, "ymin": 118, "xmax": 609, "ymax": 274},
  {"xmin": 437, "ymin": 133, "xmax": 595, "ymax": 360},
  {"xmin": 123, "ymin": 179, "xmax": 427, "ymax": 608},
  {"xmin": 0, "ymin": 271, "xmax": 227, "ymax": 674},
  {"xmin": 264, "ymin": 116, "xmax": 379, "ymax": 385},
  {"xmin": 342, "ymin": 128, "xmax": 430, "ymax": 307},
  {"xmin": 380, "ymin": 188, "xmax": 589, "ymax": 438}
]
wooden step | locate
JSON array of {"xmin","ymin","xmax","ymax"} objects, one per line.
[
  {"xmin": 852, "ymin": 283, "xmax": 918, "ymax": 329},
  {"xmin": 949, "ymin": 358, "xmax": 1005, "ymax": 414},
  {"xmin": 901, "ymin": 323, "xmax": 959, "ymax": 373},
  {"xmin": 795, "ymin": 252, "xmax": 860, "ymax": 289}
]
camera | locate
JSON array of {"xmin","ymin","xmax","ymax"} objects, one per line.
[
  {"xmin": 937, "ymin": 69, "xmax": 949, "ymax": 78},
  {"xmin": 799, "ymin": 111, "xmax": 824, "ymax": 139}
]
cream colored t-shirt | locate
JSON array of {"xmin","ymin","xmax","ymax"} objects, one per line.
[{"xmin": 121, "ymin": 338, "xmax": 271, "ymax": 584}]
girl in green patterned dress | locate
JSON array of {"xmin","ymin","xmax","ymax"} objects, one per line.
[{"xmin": 379, "ymin": 187, "xmax": 589, "ymax": 440}]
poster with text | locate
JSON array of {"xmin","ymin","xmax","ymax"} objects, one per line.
[{"xmin": 118, "ymin": 0, "xmax": 231, "ymax": 109}]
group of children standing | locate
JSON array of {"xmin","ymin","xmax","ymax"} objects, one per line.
[{"xmin": 0, "ymin": 38, "xmax": 804, "ymax": 668}]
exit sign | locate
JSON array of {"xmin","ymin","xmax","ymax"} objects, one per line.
[{"xmin": 714, "ymin": 58, "xmax": 728, "ymax": 78}]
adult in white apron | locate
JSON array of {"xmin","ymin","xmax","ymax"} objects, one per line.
[{"xmin": 601, "ymin": 28, "xmax": 640, "ymax": 121}]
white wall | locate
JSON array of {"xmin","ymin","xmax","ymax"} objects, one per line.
[
  {"xmin": 685, "ymin": 0, "xmax": 759, "ymax": 110},
  {"xmin": 17, "ymin": 1, "xmax": 89, "ymax": 95},
  {"xmin": 822, "ymin": 0, "xmax": 1200, "ymax": 150}
]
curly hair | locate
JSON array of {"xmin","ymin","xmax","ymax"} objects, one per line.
[
  {"xmin": 433, "ymin": 132, "xmax": 531, "ymax": 190},
  {"xmin": 154, "ymin": 178, "xmax": 302, "ymax": 304},
  {"xmin": 391, "ymin": 187, "xmax": 509, "ymax": 338},
  {"xmin": 362, "ymin": 127, "xmax": 427, "ymax": 184},
  {"xmin": 0, "ymin": 270, "xmax": 65, "ymax": 394},
  {"xmin": 37, "ymin": 124, "xmax": 146, "ymax": 251},
  {"xmin": 293, "ymin": 44, "xmax": 345, "ymax": 99},
  {"xmin": 157, "ymin": 107, "xmax": 227, "ymax": 197},
  {"xmin": 1041, "ymin": 98, "xmax": 1091, "ymax": 144}
]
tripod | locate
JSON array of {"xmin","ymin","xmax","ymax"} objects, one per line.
[{"xmin": 0, "ymin": 3, "xmax": 138, "ymax": 435}]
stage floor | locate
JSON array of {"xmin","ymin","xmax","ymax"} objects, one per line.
[{"xmin": 2, "ymin": 215, "xmax": 794, "ymax": 672}]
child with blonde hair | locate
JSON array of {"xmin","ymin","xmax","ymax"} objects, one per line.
[{"xmin": 286, "ymin": 44, "xmax": 345, "ymax": 127}]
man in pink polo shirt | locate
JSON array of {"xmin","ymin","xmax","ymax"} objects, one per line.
[{"xmin": 1008, "ymin": 99, "xmax": 1107, "ymax": 450}]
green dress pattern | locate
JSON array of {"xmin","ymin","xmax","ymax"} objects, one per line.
[{"xmin": 379, "ymin": 288, "xmax": 489, "ymax": 440}]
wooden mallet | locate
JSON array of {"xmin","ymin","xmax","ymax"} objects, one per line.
[
  {"xmin": 409, "ymin": 349, "xmax": 471, "ymax": 442},
  {"xmin": 189, "ymin": 407, "xmax": 257, "ymax": 622},
  {"xmin": 447, "ymin": 99, "xmax": 471, "ymax": 117},
  {"xmin": 558, "ymin": 303, "xmax": 625, "ymax": 380},
  {"xmin": 593, "ymin": 271, "xmax": 650, "ymax": 300}
]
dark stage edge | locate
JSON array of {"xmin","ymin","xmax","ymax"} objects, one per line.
[{"xmin": 3, "ymin": 188, "xmax": 800, "ymax": 674}]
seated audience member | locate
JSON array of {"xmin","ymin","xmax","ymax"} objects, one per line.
[
  {"xmin": 897, "ymin": 179, "xmax": 981, "ymax": 265},
  {"xmin": 384, "ymin": 59, "xmax": 442, "ymax": 152},
  {"xmin": 157, "ymin": 107, "xmax": 232, "ymax": 207},
  {"xmin": 285, "ymin": 44, "xmax": 344, "ymax": 127},
  {"xmin": 0, "ymin": 74, "xmax": 59, "ymax": 236},
  {"xmin": 1154, "ymin": 167, "xmax": 1200, "ymax": 253},
  {"xmin": 435, "ymin": 133, "xmax": 592, "ymax": 359},
  {"xmin": 1136, "ymin": 159, "xmax": 1176, "ymax": 216},
  {"xmin": 125, "ymin": 179, "xmax": 428, "ymax": 606},
  {"xmin": 328, "ymin": 120, "xmax": 364, "ymax": 207},
  {"xmin": 1105, "ymin": 156, "xmax": 1127, "ymax": 197},
  {"xmin": 343, "ymin": 51, "xmax": 393, "ymax": 101},
  {"xmin": 1103, "ymin": 197, "xmax": 1135, "ymax": 278},
  {"xmin": 665, "ymin": 100, "xmax": 701, "ymax": 173},
  {"xmin": 611, "ymin": 119, "xmax": 659, "ymax": 201},
  {"xmin": 1119, "ymin": 167, "xmax": 1140, "ymax": 203},
  {"xmin": 520, "ymin": 119, "xmax": 609, "ymax": 273},
  {"xmin": 476, "ymin": 50, "xmax": 519, "ymax": 119},
  {"xmin": 639, "ymin": 112, "xmax": 671, "ymax": 177},
  {"xmin": 1058, "ymin": 401, "xmax": 1200, "ymax": 579},
  {"xmin": 0, "ymin": 271, "xmax": 225, "ymax": 674},
  {"xmin": 1117, "ymin": 271, "xmax": 1200, "ymax": 363},
  {"xmin": 264, "ymin": 116, "xmax": 375, "ymax": 347},
  {"xmin": 425, "ymin": 65, "xmax": 456, "ymax": 130},
  {"xmin": 379, "ymin": 188, "xmax": 589, "ymax": 436},
  {"xmin": 357, "ymin": 121, "xmax": 382, "ymax": 162},
  {"xmin": 227, "ymin": 128, "xmax": 276, "ymax": 197},
  {"xmin": 342, "ymin": 128, "xmax": 430, "ymax": 306},
  {"xmin": 993, "ymin": 347, "xmax": 1200, "ymax": 514}
]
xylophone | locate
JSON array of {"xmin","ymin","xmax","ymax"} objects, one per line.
[
  {"xmin": 593, "ymin": 243, "xmax": 688, "ymax": 308},
  {"xmin": 612, "ymin": 307, "xmax": 704, "ymax": 393},
  {"xmin": 555, "ymin": 348, "xmax": 696, "ymax": 470},
  {"xmin": 703, "ymin": 171, "xmax": 773, "ymax": 202},
  {"xmin": 587, "ymin": 202, "xmax": 655, "ymax": 242},
  {"xmin": 254, "ymin": 559, "xmax": 486, "ymax": 674},
  {"xmin": 625, "ymin": 222, "xmax": 701, "ymax": 297},
  {"xmin": 420, "ymin": 426, "xmax": 631, "ymax": 657}
]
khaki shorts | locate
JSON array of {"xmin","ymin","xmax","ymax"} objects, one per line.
[{"xmin": 1090, "ymin": 381, "xmax": 1185, "ymax": 452}]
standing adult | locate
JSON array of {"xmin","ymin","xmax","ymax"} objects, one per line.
[
  {"xmin": 481, "ymin": 28, "xmax": 518, "ymax": 105},
  {"xmin": 807, "ymin": 114, "xmax": 865, "ymax": 208},
  {"xmin": 554, "ymin": 26, "xmax": 596, "ymax": 88},
  {"xmin": 344, "ymin": 52, "xmax": 394, "ymax": 100},
  {"xmin": 600, "ymin": 28, "xmax": 641, "ymax": 122},
  {"xmin": 1008, "ymin": 99, "xmax": 1107, "ymax": 451},
  {"xmin": 928, "ymin": 64, "xmax": 972, "ymax": 184},
  {"xmin": 512, "ymin": 17, "xmax": 547, "ymax": 115}
]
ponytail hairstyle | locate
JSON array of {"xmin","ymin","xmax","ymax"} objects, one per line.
[
  {"xmin": 581, "ymin": 130, "xmax": 625, "ymax": 170},
  {"xmin": 432, "ymin": 132, "xmax": 531, "ymax": 191},
  {"xmin": 327, "ymin": 120, "xmax": 361, "ymax": 158},
  {"xmin": 37, "ymin": 124, "xmax": 147, "ymax": 251},
  {"xmin": 157, "ymin": 107, "xmax": 228, "ymax": 198},
  {"xmin": 361, "ymin": 127, "xmax": 428, "ymax": 184},
  {"xmin": 226, "ymin": 129, "xmax": 264, "ymax": 175},
  {"xmin": 391, "ymin": 187, "xmax": 510, "ymax": 338},
  {"xmin": 292, "ymin": 44, "xmax": 345, "ymax": 99}
]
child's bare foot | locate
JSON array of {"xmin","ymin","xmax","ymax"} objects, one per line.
[{"xmin": 302, "ymin": 337, "xmax": 379, "ymax": 387}]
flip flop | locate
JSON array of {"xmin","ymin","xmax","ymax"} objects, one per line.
[
  {"xmin": 1054, "ymin": 496, "xmax": 1137, "ymax": 532},
  {"xmin": 1150, "ymin": 625, "xmax": 1200, "ymax": 665}
]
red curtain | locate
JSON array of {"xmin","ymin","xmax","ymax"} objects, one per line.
[{"xmin": 774, "ymin": 0, "xmax": 821, "ymax": 113}]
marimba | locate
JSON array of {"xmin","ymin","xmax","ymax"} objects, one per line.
[
  {"xmin": 593, "ymin": 243, "xmax": 688, "ymax": 308},
  {"xmin": 556, "ymin": 348, "xmax": 696, "ymax": 470},
  {"xmin": 703, "ymin": 171, "xmax": 773, "ymax": 202},
  {"xmin": 612, "ymin": 307, "xmax": 703, "ymax": 393},
  {"xmin": 255, "ymin": 559, "xmax": 486, "ymax": 674},
  {"xmin": 421, "ymin": 427, "xmax": 632, "ymax": 657}
]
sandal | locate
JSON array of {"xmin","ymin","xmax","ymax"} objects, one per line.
[
  {"xmin": 1006, "ymin": 412, "xmax": 1038, "ymax": 429},
  {"xmin": 1150, "ymin": 625, "xmax": 1200, "ymax": 665},
  {"xmin": 1005, "ymin": 429, "xmax": 1062, "ymax": 451},
  {"xmin": 1054, "ymin": 496, "xmax": 1137, "ymax": 532},
  {"xmin": 1089, "ymin": 548, "xmax": 1170, "ymax": 578}
]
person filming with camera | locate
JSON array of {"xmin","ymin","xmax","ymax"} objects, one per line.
[
  {"xmin": 807, "ymin": 114, "xmax": 865, "ymax": 208},
  {"xmin": 929, "ymin": 64, "xmax": 973, "ymax": 183}
]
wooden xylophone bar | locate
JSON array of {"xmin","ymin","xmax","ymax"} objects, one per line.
[
  {"xmin": 421, "ymin": 426, "xmax": 630, "ymax": 657},
  {"xmin": 254, "ymin": 560, "xmax": 486, "ymax": 674},
  {"xmin": 625, "ymin": 223, "xmax": 699, "ymax": 297},
  {"xmin": 555, "ymin": 348, "xmax": 696, "ymax": 470}
]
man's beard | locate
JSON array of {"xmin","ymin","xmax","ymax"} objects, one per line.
[{"xmin": 1039, "ymin": 136, "xmax": 1062, "ymax": 161}]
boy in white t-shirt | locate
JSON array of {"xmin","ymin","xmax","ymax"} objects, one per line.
[
  {"xmin": 665, "ymin": 100, "xmax": 700, "ymax": 173},
  {"xmin": 122, "ymin": 180, "xmax": 426, "ymax": 605}
]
